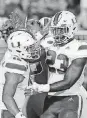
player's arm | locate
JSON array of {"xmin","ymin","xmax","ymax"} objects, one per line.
[
  {"xmin": 42, "ymin": 45, "xmax": 87, "ymax": 92},
  {"xmin": 26, "ymin": 57, "xmax": 87, "ymax": 93},
  {"xmin": 26, "ymin": 45, "xmax": 87, "ymax": 93},
  {"xmin": 49, "ymin": 57, "xmax": 87, "ymax": 92},
  {"xmin": 2, "ymin": 72, "xmax": 24, "ymax": 116}
]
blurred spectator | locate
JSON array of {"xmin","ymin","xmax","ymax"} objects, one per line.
[
  {"xmin": 5, "ymin": 0, "xmax": 20, "ymax": 4},
  {"xmin": 66, "ymin": 0, "xmax": 80, "ymax": 16},
  {"xmin": 28, "ymin": 0, "xmax": 67, "ymax": 19},
  {"xmin": 77, "ymin": 0, "xmax": 87, "ymax": 30},
  {"xmin": 77, "ymin": 10, "xmax": 87, "ymax": 30},
  {"xmin": 0, "ymin": 16, "xmax": 8, "ymax": 29},
  {"xmin": 0, "ymin": 0, "xmax": 6, "ymax": 15},
  {"xmin": 0, "ymin": 16, "xmax": 8, "ymax": 62},
  {"xmin": 0, "ymin": 39, "xmax": 7, "ymax": 62},
  {"xmin": 20, "ymin": 0, "xmax": 30, "ymax": 14},
  {"xmin": 5, "ymin": 2, "xmax": 26, "ymax": 18}
]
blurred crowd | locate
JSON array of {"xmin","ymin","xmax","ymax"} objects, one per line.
[
  {"xmin": 0, "ymin": 0, "xmax": 86, "ymax": 62},
  {"xmin": 0, "ymin": 0, "xmax": 87, "ymax": 62},
  {"xmin": 0, "ymin": 2, "xmax": 87, "ymax": 118},
  {"xmin": 0, "ymin": 0, "xmax": 87, "ymax": 91},
  {"xmin": 0, "ymin": 0, "xmax": 86, "ymax": 30}
]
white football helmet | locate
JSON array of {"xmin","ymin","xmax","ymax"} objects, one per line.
[
  {"xmin": 39, "ymin": 17, "xmax": 51, "ymax": 28},
  {"xmin": 39, "ymin": 17, "xmax": 51, "ymax": 36},
  {"xmin": 7, "ymin": 30, "xmax": 41, "ymax": 60},
  {"xmin": 49, "ymin": 11, "xmax": 77, "ymax": 45}
]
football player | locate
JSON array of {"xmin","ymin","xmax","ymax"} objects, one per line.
[
  {"xmin": 0, "ymin": 12, "xmax": 44, "ymax": 118},
  {"xmin": 26, "ymin": 11, "xmax": 87, "ymax": 118}
]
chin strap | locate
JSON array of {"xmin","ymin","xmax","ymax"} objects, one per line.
[{"xmin": 53, "ymin": 36, "xmax": 74, "ymax": 47}]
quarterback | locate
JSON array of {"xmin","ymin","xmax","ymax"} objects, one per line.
[{"xmin": 26, "ymin": 11, "xmax": 87, "ymax": 118}]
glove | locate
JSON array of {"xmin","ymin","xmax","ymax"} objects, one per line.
[{"xmin": 15, "ymin": 112, "xmax": 26, "ymax": 118}]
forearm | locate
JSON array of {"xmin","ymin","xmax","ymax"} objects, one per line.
[
  {"xmin": 3, "ymin": 72, "xmax": 26, "ymax": 118},
  {"xmin": 49, "ymin": 80, "xmax": 70, "ymax": 92},
  {"xmin": 49, "ymin": 58, "xmax": 87, "ymax": 92},
  {"xmin": 30, "ymin": 69, "xmax": 84, "ymax": 93},
  {"xmin": 35, "ymin": 80, "xmax": 70, "ymax": 92},
  {"xmin": 2, "ymin": 94, "xmax": 20, "ymax": 116},
  {"xmin": 38, "ymin": 74, "xmax": 81, "ymax": 93},
  {"xmin": 38, "ymin": 58, "xmax": 87, "ymax": 93},
  {"xmin": 22, "ymin": 96, "xmax": 30, "ymax": 117}
]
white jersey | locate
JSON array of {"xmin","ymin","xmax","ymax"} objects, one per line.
[
  {"xmin": 0, "ymin": 63, "xmax": 29, "ymax": 110},
  {"xmin": 0, "ymin": 31, "xmax": 31, "ymax": 110},
  {"xmin": 41, "ymin": 37, "xmax": 87, "ymax": 96},
  {"xmin": 0, "ymin": 42, "xmax": 30, "ymax": 110},
  {"xmin": 0, "ymin": 50, "xmax": 30, "ymax": 111},
  {"xmin": 0, "ymin": 30, "xmax": 43, "ymax": 110}
]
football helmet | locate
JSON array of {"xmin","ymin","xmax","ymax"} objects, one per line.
[
  {"xmin": 39, "ymin": 17, "xmax": 51, "ymax": 28},
  {"xmin": 39, "ymin": 17, "xmax": 51, "ymax": 36},
  {"xmin": 7, "ymin": 30, "xmax": 41, "ymax": 60},
  {"xmin": 49, "ymin": 11, "xmax": 77, "ymax": 45}
]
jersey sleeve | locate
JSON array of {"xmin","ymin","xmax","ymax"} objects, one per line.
[
  {"xmin": 1, "ymin": 50, "xmax": 29, "ymax": 75},
  {"xmin": 64, "ymin": 41, "xmax": 87, "ymax": 60},
  {"xmin": 73, "ymin": 41, "xmax": 87, "ymax": 59}
]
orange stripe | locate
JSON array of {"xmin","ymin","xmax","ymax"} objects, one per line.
[
  {"xmin": 78, "ymin": 45, "xmax": 87, "ymax": 50},
  {"xmin": 6, "ymin": 63, "xmax": 27, "ymax": 71},
  {"xmin": 53, "ymin": 12, "xmax": 62, "ymax": 25}
]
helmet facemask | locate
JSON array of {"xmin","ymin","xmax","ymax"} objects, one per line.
[
  {"xmin": 7, "ymin": 30, "xmax": 41, "ymax": 60},
  {"xmin": 50, "ymin": 11, "xmax": 77, "ymax": 46},
  {"xmin": 50, "ymin": 25, "xmax": 71, "ymax": 46},
  {"xmin": 26, "ymin": 41, "xmax": 41, "ymax": 60}
]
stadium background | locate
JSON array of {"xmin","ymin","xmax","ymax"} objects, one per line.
[{"xmin": 0, "ymin": 0, "xmax": 87, "ymax": 89}]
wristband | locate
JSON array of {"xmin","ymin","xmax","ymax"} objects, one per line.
[
  {"xmin": 38, "ymin": 84, "xmax": 50, "ymax": 92},
  {"xmin": 15, "ymin": 112, "xmax": 26, "ymax": 118}
]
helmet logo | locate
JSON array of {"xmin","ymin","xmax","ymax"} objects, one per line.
[
  {"xmin": 71, "ymin": 18, "xmax": 76, "ymax": 25},
  {"xmin": 44, "ymin": 19, "xmax": 49, "ymax": 26},
  {"xmin": 53, "ymin": 12, "xmax": 62, "ymax": 25}
]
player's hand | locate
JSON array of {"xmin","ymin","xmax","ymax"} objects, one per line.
[
  {"xmin": 24, "ymin": 82, "xmax": 50, "ymax": 96},
  {"xmin": 24, "ymin": 82, "xmax": 40, "ymax": 96}
]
